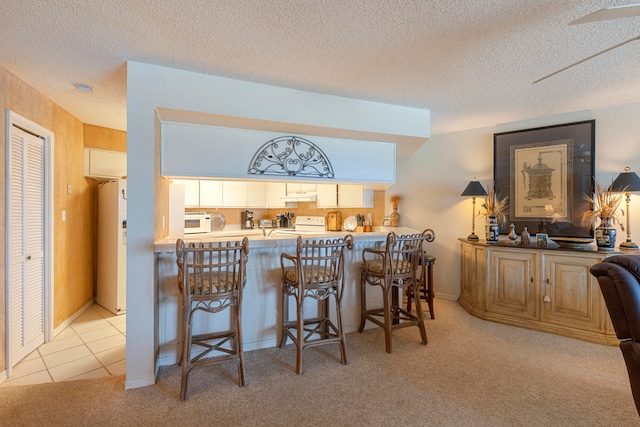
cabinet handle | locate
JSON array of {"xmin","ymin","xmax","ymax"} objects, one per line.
[
  {"xmin": 530, "ymin": 277, "xmax": 533, "ymax": 283},
  {"xmin": 546, "ymin": 278, "xmax": 549, "ymax": 284}
]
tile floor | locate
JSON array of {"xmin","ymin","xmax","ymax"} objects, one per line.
[{"xmin": 1, "ymin": 303, "xmax": 126, "ymax": 387}]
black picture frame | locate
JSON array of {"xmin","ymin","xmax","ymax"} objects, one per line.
[{"xmin": 493, "ymin": 120, "xmax": 595, "ymax": 238}]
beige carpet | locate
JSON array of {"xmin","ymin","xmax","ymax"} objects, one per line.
[{"xmin": 2, "ymin": 299, "xmax": 638, "ymax": 426}]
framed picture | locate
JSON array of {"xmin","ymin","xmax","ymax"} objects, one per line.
[
  {"xmin": 536, "ymin": 233, "xmax": 548, "ymax": 248},
  {"xmin": 493, "ymin": 120, "xmax": 595, "ymax": 238}
]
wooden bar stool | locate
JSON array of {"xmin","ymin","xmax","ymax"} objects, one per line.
[
  {"xmin": 278, "ymin": 235, "xmax": 354, "ymax": 374},
  {"xmin": 406, "ymin": 254, "xmax": 436, "ymax": 319},
  {"xmin": 358, "ymin": 229, "xmax": 435, "ymax": 353},
  {"xmin": 175, "ymin": 237, "xmax": 249, "ymax": 400}
]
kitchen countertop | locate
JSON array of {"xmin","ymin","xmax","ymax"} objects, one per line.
[{"xmin": 154, "ymin": 226, "xmax": 420, "ymax": 253}]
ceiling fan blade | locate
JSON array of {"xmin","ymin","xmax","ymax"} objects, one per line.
[
  {"xmin": 533, "ymin": 35, "xmax": 640, "ymax": 84},
  {"xmin": 570, "ymin": 4, "xmax": 640, "ymax": 25}
]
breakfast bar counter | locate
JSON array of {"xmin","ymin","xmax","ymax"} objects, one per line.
[{"xmin": 155, "ymin": 227, "xmax": 419, "ymax": 366}]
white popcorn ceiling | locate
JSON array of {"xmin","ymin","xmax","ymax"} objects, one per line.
[{"xmin": 0, "ymin": 0, "xmax": 638, "ymax": 140}]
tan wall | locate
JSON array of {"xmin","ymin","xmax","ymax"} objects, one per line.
[
  {"xmin": 0, "ymin": 65, "xmax": 114, "ymax": 373},
  {"xmin": 84, "ymin": 124, "xmax": 126, "ymax": 152}
]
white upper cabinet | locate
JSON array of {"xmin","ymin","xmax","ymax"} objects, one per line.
[
  {"xmin": 338, "ymin": 184, "xmax": 374, "ymax": 208},
  {"xmin": 266, "ymin": 183, "xmax": 287, "ymax": 208},
  {"xmin": 316, "ymin": 184, "xmax": 338, "ymax": 208},
  {"xmin": 286, "ymin": 183, "xmax": 317, "ymax": 194},
  {"xmin": 84, "ymin": 148, "xmax": 127, "ymax": 180},
  {"xmin": 199, "ymin": 180, "xmax": 223, "ymax": 207},
  {"xmin": 246, "ymin": 182, "xmax": 267, "ymax": 208},
  {"xmin": 172, "ymin": 179, "xmax": 200, "ymax": 207},
  {"xmin": 222, "ymin": 181, "xmax": 247, "ymax": 207}
]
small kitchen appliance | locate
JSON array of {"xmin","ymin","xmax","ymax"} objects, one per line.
[
  {"xmin": 242, "ymin": 210, "xmax": 254, "ymax": 229},
  {"xmin": 276, "ymin": 215, "xmax": 327, "ymax": 235},
  {"xmin": 184, "ymin": 212, "xmax": 212, "ymax": 234}
]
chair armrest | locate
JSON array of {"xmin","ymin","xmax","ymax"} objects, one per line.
[
  {"xmin": 280, "ymin": 252, "xmax": 298, "ymax": 271},
  {"xmin": 362, "ymin": 247, "xmax": 385, "ymax": 263}
]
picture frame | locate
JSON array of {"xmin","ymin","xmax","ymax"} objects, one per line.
[
  {"xmin": 536, "ymin": 233, "xmax": 548, "ymax": 248},
  {"xmin": 493, "ymin": 120, "xmax": 595, "ymax": 238}
]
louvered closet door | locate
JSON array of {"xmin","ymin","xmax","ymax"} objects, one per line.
[{"xmin": 8, "ymin": 126, "xmax": 45, "ymax": 365}]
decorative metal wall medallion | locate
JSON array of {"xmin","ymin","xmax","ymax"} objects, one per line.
[{"xmin": 248, "ymin": 136, "xmax": 334, "ymax": 178}]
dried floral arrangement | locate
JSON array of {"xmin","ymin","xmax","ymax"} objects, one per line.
[
  {"xmin": 581, "ymin": 180, "xmax": 625, "ymax": 230},
  {"xmin": 480, "ymin": 186, "xmax": 509, "ymax": 224},
  {"xmin": 389, "ymin": 194, "xmax": 402, "ymax": 209}
]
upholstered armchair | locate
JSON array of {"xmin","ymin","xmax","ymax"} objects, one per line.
[{"xmin": 590, "ymin": 255, "xmax": 640, "ymax": 416}]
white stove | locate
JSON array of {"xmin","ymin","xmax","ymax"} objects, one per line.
[{"xmin": 276, "ymin": 215, "xmax": 327, "ymax": 235}]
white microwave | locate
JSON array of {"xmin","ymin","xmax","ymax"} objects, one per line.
[{"xmin": 184, "ymin": 212, "xmax": 211, "ymax": 234}]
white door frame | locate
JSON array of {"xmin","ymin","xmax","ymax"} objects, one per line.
[{"xmin": 4, "ymin": 110, "xmax": 54, "ymax": 376}]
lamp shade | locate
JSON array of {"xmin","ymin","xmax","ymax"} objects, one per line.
[
  {"xmin": 461, "ymin": 180, "xmax": 487, "ymax": 197},
  {"xmin": 611, "ymin": 167, "xmax": 640, "ymax": 192}
]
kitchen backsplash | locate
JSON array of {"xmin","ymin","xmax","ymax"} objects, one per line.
[{"xmin": 186, "ymin": 190, "xmax": 385, "ymax": 227}]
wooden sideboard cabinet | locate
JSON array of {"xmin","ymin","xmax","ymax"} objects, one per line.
[{"xmin": 458, "ymin": 239, "xmax": 617, "ymax": 345}]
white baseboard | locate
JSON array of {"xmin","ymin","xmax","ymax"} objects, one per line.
[
  {"xmin": 125, "ymin": 376, "xmax": 156, "ymax": 390},
  {"xmin": 53, "ymin": 299, "xmax": 95, "ymax": 338}
]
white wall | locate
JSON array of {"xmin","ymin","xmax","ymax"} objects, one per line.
[
  {"xmin": 125, "ymin": 61, "xmax": 430, "ymax": 389},
  {"xmin": 390, "ymin": 102, "xmax": 640, "ymax": 300}
]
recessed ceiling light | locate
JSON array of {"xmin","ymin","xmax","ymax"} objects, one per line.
[{"xmin": 74, "ymin": 83, "xmax": 95, "ymax": 93}]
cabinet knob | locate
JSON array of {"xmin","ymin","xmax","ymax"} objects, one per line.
[{"xmin": 543, "ymin": 295, "xmax": 551, "ymax": 303}]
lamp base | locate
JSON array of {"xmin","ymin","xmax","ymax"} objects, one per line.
[
  {"xmin": 467, "ymin": 233, "xmax": 479, "ymax": 241},
  {"xmin": 620, "ymin": 240, "xmax": 638, "ymax": 250}
]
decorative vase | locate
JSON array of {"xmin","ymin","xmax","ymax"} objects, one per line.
[
  {"xmin": 485, "ymin": 215, "xmax": 499, "ymax": 243},
  {"xmin": 390, "ymin": 208, "xmax": 400, "ymax": 227},
  {"xmin": 595, "ymin": 217, "xmax": 617, "ymax": 250},
  {"xmin": 521, "ymin": 226, "xmax": 531, "ymax": 246},
  {"xmin": 507, "ymin": 223, "xmax": 518, "ymax": 243}
]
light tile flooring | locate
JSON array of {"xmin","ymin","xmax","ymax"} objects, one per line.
[{"xmin": 1, "ymin": 303, "xmax": 126, "ymax": 387}]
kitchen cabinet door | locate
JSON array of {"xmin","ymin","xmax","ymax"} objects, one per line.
[
  {"xmin": 84, "ymin": 148, "xmax": 127, "ymax": 179},
  {"xmin": 172, "ymin": 179, "xmax": 200, "ymax": 207},
  {"xmin": 316, "ymin": 184, "xmax": 338, "ymax": 208},
  {"xmin": 266, "ymin": 182, "xmax": 287, "ymax": 208},
  {"xmin": 199, "ymin": 180, "xmax": 223, "ymax": 207},
  {"xmin": 338, "ymin": 184, "xmax": 373, "ymax": 208},
  {"xmin": 222, "ymin": 181, "xmax": 247, "ymax": 207},
  {"xmin": 286, "ymin": 183, "xmax": 317, "ymax": 194},
  {"xmin": 246, "ymin": 182, "xmax": 267, "ymax": 207}
]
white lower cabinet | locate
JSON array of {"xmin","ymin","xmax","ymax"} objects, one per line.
[{"xmin": 458, "ymin": 240, "xmax": 616, "ymax": 345}]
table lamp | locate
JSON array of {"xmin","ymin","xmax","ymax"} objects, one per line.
[
  {"xmin": 611, "ymin": 166, "xmax": 640, "ymax": 249},
  {"xmin": 461, "ymin": 178, "xmax": 487, "ymax": 241}
]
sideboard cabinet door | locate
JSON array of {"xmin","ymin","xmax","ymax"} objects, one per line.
[
  {"xmin": 488, "ymin": 249, "xmax": 538, "ymax": 321},
  {"xmin": 540, "ymin": 253, "xmax": 607, "ymax": 333}
]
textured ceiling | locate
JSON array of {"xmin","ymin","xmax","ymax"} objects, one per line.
[{"xmin": 1, "ymin": 0, "xmax": 639, "ymax": 136}]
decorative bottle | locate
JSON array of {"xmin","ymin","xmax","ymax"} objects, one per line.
[{"xmin": 521, "ymin": 226, "xmax": 530, "ymax": 246}]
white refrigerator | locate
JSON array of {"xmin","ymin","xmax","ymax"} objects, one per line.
[{"xmin": 97, "ymin": 179, "xmax": 127, "ymax": 315}]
